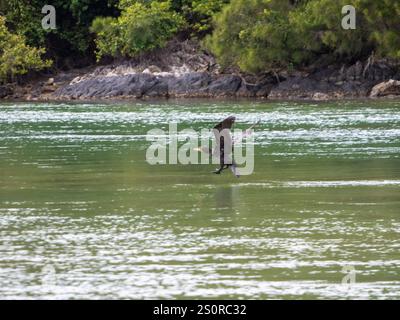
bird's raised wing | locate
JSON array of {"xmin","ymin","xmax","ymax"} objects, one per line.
[
  {"xmin": 213, "ymin": 116, "xmax": 236, "ymax": 132},
  {"xmin": 233, "ymin": 120, "xmax": 260, "ymax": 143},
  {"xmin": 213, "ymin": 116, "xmax": 235, "ymax": 146}
]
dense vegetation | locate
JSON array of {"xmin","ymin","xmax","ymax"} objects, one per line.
[
  {"xmin": 0, "ymin": 0, "xmax": 399, "ymax": 82},
  {"xmin": 0, "ymin": 1, "xmax": 120, "ymax": 65},
  {"xmin": 90, "ymin": 0, "xmax": 228, "ymax": 60},
  {"xmin": 0, "ymin": 16, "xmax": 51, "ymax": 83},
  {"xmin": 206, "ymin": 0, "xmax": 400, "ymax": 72},
  {"xmin": 90, "ymin": 1, "xmax": 185, "ymax": 60}
]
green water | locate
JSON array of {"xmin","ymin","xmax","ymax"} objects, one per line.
[{"xmin": 0, "ymin": 100, "xmax": 399, "ymax": 299}]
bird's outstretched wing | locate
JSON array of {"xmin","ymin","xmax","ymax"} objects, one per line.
[{"xmin": 233, "ymin": 120, "xmax": 260, "ymax": 143}]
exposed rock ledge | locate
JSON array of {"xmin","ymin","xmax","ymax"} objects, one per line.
[
  {"xmin": 370, "ymin": 79, "xmax": 400, "ymax": 98},
  {"xmin": 50, "ymin": 40, "xmax": 274, "ymax": 100},
  {"xmin": 1, "ymin": 40, "xmax": 400, "ymax": 101},
  {"xmin": 53, "ymin": 59, "xmax": 400, "ymax": 100}
]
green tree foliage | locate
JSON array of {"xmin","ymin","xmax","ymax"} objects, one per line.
[
  {"xmin": 1, "ymin": 0, "xmax": 399, "ymax": 76},
  {"xmin": 118, "ymin": 0, "xmax": 228, "ymax": 36},
  {"xmin": 91, "ymin": 1, "xmax": 185, "ymax": 60},
  {"xmin": 206, "ymin": 0, "xmax": 400, "ymax": 73},
  {"xmin": 205, "ymin": 0, "xmax": 307, "ymax": 73},
  {"xmin": 90, "ymin": 0, "xmax": 229, "ymax": 60},
  {"xmin": 181, "ymin": 0, "xmax": 230, "ymax": 36},
  {"xmin": 0, "ymin": 0, "xmax": 119, "ymax": 64},
  {"xmin": 0, "ymin": 16, "xmax": 51, "ymax": 83},
  {"xmin": 356, "ymin": 0, "xmax": 400, "ymax": 58},
  {"xmin": 289, "ymin": 0, "xmax": 371, "ymax": 59},
  {"xmin": 0, "ymin": 0, "xmax": 228, "ymax": 70}
]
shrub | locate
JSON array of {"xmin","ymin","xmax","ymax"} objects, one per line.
[
  {"xmin": 182, "ymin": 0, "xmax": 229, "ymax": 36},
  {"xmin": 356, "ymin": 0, "xmax": 400, "ymax": 58},
  {"xmin": 205, "ymin": 0, "xmax": 306, "ymax": 73},
  {"xmin": 206, "ymin": 0, "xmax": 400, "ymax": 73},
  {"xmin": 0, "ymin": 16, "xmax": 51, "ymax": 83},
  {"xmin": 119, "ymin": 0, "xmax": 229, "ymax": 36},
  {"xmin": 1, "ymin": 0, "xmax": 120, "ymax": 64},
  {"xmin": 91, "ymin": 1, "xmax": 185, "ymax": 60}
]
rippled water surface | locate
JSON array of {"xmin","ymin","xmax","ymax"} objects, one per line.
[{"xmin": 0, "ymin": 100, "xmax": 399, "ymax": 299}]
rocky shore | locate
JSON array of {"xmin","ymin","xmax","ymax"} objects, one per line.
[{"xmin": 1, "ymin": 41, "xmax": 400, "ymax": 101}]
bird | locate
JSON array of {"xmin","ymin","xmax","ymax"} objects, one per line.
[
  {"xmin": 195, "ymin": 117, "xmax": 259, "ymax": 177},
  {"xmin": 212, "ymin": 116, "xmax": 237, "ymax": 176}
]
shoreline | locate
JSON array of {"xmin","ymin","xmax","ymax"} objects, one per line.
[
  {"xmin": 3, "ymin": 95, "xmax": 400, "ymax": 105},
  {"xmin": 1, "ymin": 42, "xmax": 400, "ymax": 103},
  {"xmin": 2, "ymin": 71, "xmax": 400, "ymax": 102},
  {"xmin": 2, "ymin": 69, "xmax": 399, "ymax": 103}
]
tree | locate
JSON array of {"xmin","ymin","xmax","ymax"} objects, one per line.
[
  {"xmin": 356, "ymin": 0, "xmax": 400, "ymax": 58},
  {"xmin": 205, "ymin": 0, "xmax": 307, "ymax": 73},
  {"xmin": 181, "ymin": 0, "xmax": 230, "ymax": 36},
  {"xmin": 119, "ymin": 0, "xmax": 229, "ymax": 36},
  {"xmin": 91, "ymin": 1, "xmax": 185, "ymax": 60},
  {"xmin": 205, "ymin": 0, "xmax": 400, "ymax": 73},
  {"xmin": 0, "ymin": 16, "xmax": 51, "ymax": 83},
  {"xmin": 1, "ymin": 0, "xmax": 120, "ymax": 66}
]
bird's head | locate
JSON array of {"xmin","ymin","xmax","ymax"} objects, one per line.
[{"xmin": 226, "ymin": 116, "xmax": 236, "ymax": 125}]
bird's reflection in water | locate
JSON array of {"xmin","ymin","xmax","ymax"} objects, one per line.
[{"xmin": 214, "ymin": 185, "xmax": 240, "ymax": 210}]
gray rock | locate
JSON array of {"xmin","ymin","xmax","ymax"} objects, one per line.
[
  {"xmin": 168, "ymin": 72, "xmax": 211, "ymax": 97},
  {"xmin": 312, "ymin": 92, "xmax": 330, "ymax": 100},
  {"xmin": 232, "ymin": 73, "xmax": 273, "ymax": 97},
  {"xmin": 0, "ymin": 85, "xmax": 12, "ymax": 98},
  {"xmin": 55, "ymin": 73, "xmax": 166, "ymax": 99},
  {"xmin": 269, "ymin": 76, "xmax": 330, "ymax": 99},
  {"xmin": 206, "ymin": 75, "xmax": 242, "ymax": 96},
  {"xmin": 370, "ymin": 79, "xmax": 400, "ymax": 97},
  {"xmin": 48, "ymin": 57, "xmax": 399, "ymax": 101}
]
